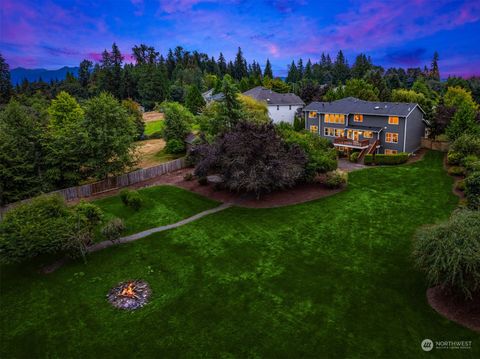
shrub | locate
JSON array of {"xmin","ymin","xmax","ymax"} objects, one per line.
[
  {"xmin": 165, "ymin": 139, "xmax": 185, "ymax": 154},
  {"xmin": 447, "ymin": 151, "xmax": 462, "ymax": 165},
  {"xmin": 101, "ymin": 218, "xmax": 125, "ymax": 243},
  {"xmin": 463, "ymin": 155, "xmax": 480, "ymax": 173},
  {"xmin": 455, "ymin": 179, "xmax": 466, "ymax": 191},
  {"xmin": 148, "ymin": 131, "xmax": 163, "ymax": 139},
  {"xmin": 349, "ymin": 151, "xmax": 359, "ymax": 163},
  {"xmin": 364, "ymin": 154, "xmax": 374, "ymax": 165},
  {"xmin": 0, "ymin": 195, "xmax": 83, "ymax": 263},
  {"xmin": 465, "ymin": 172, "xmax": 480, "ymax": 210},
  {"xmin": 119, "ymin": 189, "xmax": 143, "ymax": 211},
  {"xmin": 324, "ymin": 169, "xmax": 348, "ymax": 189},
  {"xmin": 450, "ymin": 133, "xmax": 480, "ymax": 158},
  {"xmin": 183, "ymin": 172, "xmax": 194, "ymax": 181},
  {"xmin": 413, "ymin": 210, "xmax": 480, "ymax": 299},
  {"xmin": 160, "ymin": 101, "xmax": 193, "ymax": 143},
  {"xmin": 447, "ymin": 166, "xmax": 466, "ymax": 176},
  {"xmin": 74, "ymin": 201, "xmax": 103, "ymax": 226}
]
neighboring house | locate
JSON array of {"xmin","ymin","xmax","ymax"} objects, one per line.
[
  {"xmin": 303, "ymin": 97, "xmax": 427, "ymax": 155},
  {"xmin": 243, "ymin": 86, "xmax": 305, "ymax": 125},
  {"xmin": 202, "ymin": 89, "xmax": 224, "ymax": 104}
]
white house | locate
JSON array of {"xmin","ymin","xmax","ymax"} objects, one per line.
[{"xmin": 243, "ymin": 86, "xmax": 305, "ymax": 125}]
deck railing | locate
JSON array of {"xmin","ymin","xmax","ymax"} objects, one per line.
[{"xmin": 333, "ymin": 137, "xmax": 370, "ymax": 148}]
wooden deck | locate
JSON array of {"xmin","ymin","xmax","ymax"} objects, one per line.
[{"xmin": 333, "ymin": 137, "xmax": 370, "ymax": 148}]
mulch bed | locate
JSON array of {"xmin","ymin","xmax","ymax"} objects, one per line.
[{"xmin": 427, "ymin": 286, "xmax": 480, "ymax": 333}]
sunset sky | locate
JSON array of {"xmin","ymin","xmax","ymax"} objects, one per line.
[{"xmin": 1, "ymin": 0, "xmax": 480, "ymax": 77}]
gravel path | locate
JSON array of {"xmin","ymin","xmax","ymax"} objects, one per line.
[{"xmin": 87, "ymin": 202, "xmax": 233, "ymax": 253}]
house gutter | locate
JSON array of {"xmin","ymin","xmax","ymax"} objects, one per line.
[{"xmin": 403, "ymin": 115, "xmax": 408, "ymax": 152}]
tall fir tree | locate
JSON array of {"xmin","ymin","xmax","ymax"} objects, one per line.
[
  {"xmin": 0, "ymin": 53, "xmax": 12, "ymax": 104},
  {"xmin": 264, "ymin": 59, "xmax": 273, "ymax": 79}
]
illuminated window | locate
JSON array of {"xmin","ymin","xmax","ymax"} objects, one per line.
[
  {"xmin": 385, "ymin": 132, "xmax": 399, "ymax": 143},
  {"xmin": 388, "ymin": 116, "xmax": 399, "ymax": 125},
  {"xmin": 325, "ymin": 114, "xmax": 345, "ymax": 124},
  {"xmin": 363, "ymin": 131, "xmax": 373, "ymax": 138},
  {"xmin": 324, "ymin": 127, "xmax": 336, "ymax": 137},
  {"xmin": 385, "ymin": 149, "xmax": 398, "ymax": 155},
  {"xmin": 309, "ymin": 125, "xmax": 318, "ymax": 133},
  {"xmin": 309, "ymin": 111, "xmax": 318, "ymax": 118},
  {"xmin": 334, "ymin": 128, "xmax": 344, "ymax": 137},
  {"xmin": 354, "ymin": 114, "xmax": 363, "ymax": 122}
]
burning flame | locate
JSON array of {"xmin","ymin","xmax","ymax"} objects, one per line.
[{"xmin": 120, "ymin": 282, "xmax": 136, "ymax": 298}]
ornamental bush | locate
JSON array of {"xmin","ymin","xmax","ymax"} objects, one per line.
[
  {"xmin": 101, "ymin": 218, "xmax": 125, "ymax": 243},
  {"xmin": 324, "ymin": 169, "xmax": 348, "ymax": 189},
  {"xmin": 349, "ymin": 151, "xmax": 359, "ymax": 163},
  {"xmin": 450, "ymin": 133, "xmax": 480, "ymax": 158},
  {"xmin": 119, "ymin": 189, "xmax": 143, "ymax": 211},
  {"xmin": 413, "ymin": 210, "xmax": 480, "ymax": 299},
  {"xmin": 447, "ymin": 151, "xmax": 462, "ymax": 165},
  {"xmin": 165, "ymin": 139, "xmax": 185, "ymax": 154},
  {"xmin": 465, "ymin": 172, "xmax": 480, "ymax": 209},
  {"xmin": 0, "ymin": 195, "xmax": 85, "ymax": 263},
  {"xmin": 447, "ymin": 166, "xmax": 466, "ymax": 176},
  {"xmin": 463, "ymin": 155, "xmax": 480, "ymax": 173}
]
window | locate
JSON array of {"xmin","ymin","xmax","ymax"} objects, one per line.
[
  {"xmin": 388, "ymin": 116, "xmax": 399, "ymax": 125},
  {"xmin": 324, "ymin": 127, "xmax": 336, "ymax": 137},
  {"xmin": 289, "ymin": 105, "xmax": 292, "ymax": 110},
  {"xmin": 362, "ymin": 131, "xmax": 373, "ymax": 138},
  {"xmin": 385, "ymin": 132, "xmax": 399, "ymax": 143},
  {"xmin": 354, "ymin": 114, "xmax": 363, "ymax": 122},
  {"xmin": 385, "ymin": 149, "xmax": 398, "ymax": 155},
  {"xmin": 325, "ymin": 114, "xmax": 345, "ymax": 124},
  {"xmin": 334, "ymin": 128, "xmax": 345, "ymax": 137},
  {"xmin": 277, "ymin": 105, "xmax": 280, "ymax": 111},
  {"xmin": 309, "ymin": 111, "xmax": 317, "ymax": 118},
  {"xmin": 309, "ymin": 125, "xmax": 318, "ymax": 133}
]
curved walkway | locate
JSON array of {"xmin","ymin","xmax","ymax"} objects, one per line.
[{"xmin": 87, "ymin": 202, "xmax": 233, "ymax": 253}]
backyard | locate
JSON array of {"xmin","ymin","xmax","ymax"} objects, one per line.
[{"xmin": 0, "ymin": 151, "xmax": 478, "ymax": 358}]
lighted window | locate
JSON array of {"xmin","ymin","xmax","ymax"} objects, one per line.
[
  {"xmin": 324, "ymin": 127, "xmax": 335, "ymax": 137},
  {"xmin": 354, "ymin": 114, "xmax": 363, "ymax": 122},
  {"xmin": 363, "ymin": 131, "xmax": 373, "ymax": 138},
  {"xmin": 385, "ymin": 132, "xmax": 399, "ymax": 143},
  {"xmin": 309, "ymin": 125, "xmax": 318, "ymax": 133},
  {"xmin": 385, "ymin": 149, "xmax": 398, "ymax": 155},
  {"xmin": 309, "ymin": 111, "xmax": 317, "ymax": 118},
  {"xmin": 388, "ymin": 116, "xmax": 399, "ymax": 125},
  {"xmin": 334, "ymin": 128, "xmax": 344, "ymax": 137},
  {"xmin": 325, "ymin": 114, "xmax": 345, "ymax": 124}
]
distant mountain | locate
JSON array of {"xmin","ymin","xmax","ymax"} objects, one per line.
[{"xmin": 10, "ymin": 66, "xmax": 79, "ymax": 85}]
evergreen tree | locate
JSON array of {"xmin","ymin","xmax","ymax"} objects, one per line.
[
  {"xmin": 218, "ymin": 75, "xmax": 243, "ymax": 129},
  {"xmin": 132, "ymin": 44, "xmax": 158, "ymax": 65},
  {"xmin": 78, "ymin": 59, "xmax": 93, "ymax": 88},
  {"xmin": 351, "ymin": 53, "xmax": 372, "ymax": 79},
  {"xmin": 218, "ymin": 52, "xmax": 227, "ymax": 77},
  {"xmin": 297, "ymin": 58, "xmax": 304, "ymax": 80},
  {"xmin": 430, "ymin": 51, "xmax": 440, "ymax": 81},
  {"xmin": 333, "ymin": 50, "xmax": 350, "ymax": 84},
  {"xmin": 233, "ymin": 47, "xmax": 248, "ymax": 80},
  {"xmin": 185, "ymin": 85, "xmax": 206, "ymax": 114},
  {"xmin": 304, "ymin": 59, "xmax": 313, "ymax": 80},
  {"xmin": 264, "ymin": 59, "xmax": 273, "ymax": 79},
  {"xmin": 0, "ymin": 53, "xmax": 13, "ymax": 104},
  {"xmin": 286, "ymin": 61, "xmax": 299, "ymax": 83},
  {"xmin": 166, "ymin": 49, "xmax": 176, "ymax": 79}
]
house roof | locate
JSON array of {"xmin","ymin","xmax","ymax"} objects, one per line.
[
  {"xmin": 243, "ymin": 86, "xmax": 305, "ymax": 106},
  {"xmin": 303, "ymin": 97, "xmax": 424, "ymax": 117},
  {"xmin": 202, "ymin": 89, "xmax": 224, "ymax": 102}
]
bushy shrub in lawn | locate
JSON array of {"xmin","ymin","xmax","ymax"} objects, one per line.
[
  {"xmin": 148, "ymin": 131, "xmax": 163, "ymax": 139},
  {"xmin": 165, "ymin": 139, "xmax": 185, "ymax": 154},
  {"xmin": 119, "ymin": 189, "xmax": 143, "ymax": 211},
  {"xmin": 455, "ymin": 179, "xmax": 466, "ymax": 191},
  {"xmin": 447, "ymin": 166, "xmax": 466, "ymax": 176},
  {"xmin": 413, "ymin": 210, "xmax": 480, "ymax": 298},
  {"xmin": 101, "ymin": 218, "xmax": 125, "ymax": 242},
  {"xmin": 465, "ymin": 172, "xmax": 480, "ymax": 209},
  {"xmin": 349, "ymin": 151, "xmax": 359, "ymax": 163},
  {"xmin": 324, "ymin": 169, "xmax": 348, "ymax": 188},
  {"xmin": 74, "ymin": 201, "xmax": 103, "ymax": 227},
  {"xmin": 0, "ymin": 195, "xmax": 87, "ymax": 263},
  {"xmin": 447, "ymin": 151, "xmax": 462, "ymax": 165},
  {"xmin": 364, "ymin": 154, "xmax": 373, "ymax": 165}
]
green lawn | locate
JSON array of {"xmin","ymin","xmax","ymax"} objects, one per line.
[
  {"xmin": 93, "ymin": 185, "xmax": 219, "ymax": 235},
  {"xmin": 1, "ymin": 151, "xmax": 478, "ymax": 358},
  {"xmin": 144, "ymin": 120, "xmax": 164, "ymax": 136}
]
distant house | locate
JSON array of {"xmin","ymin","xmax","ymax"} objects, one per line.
[
  {"xmin": 202, "ymin": 89, "xmax": 224, "ymax": 104},
  {"xmin": 243, "ymin": 86, "xmax": 305, "ymax": 125},
  {"xmin": 303, "ymin": 97, "xmax": 427, "ymax": 156}
]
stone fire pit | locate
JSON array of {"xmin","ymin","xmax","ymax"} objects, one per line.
[{"xmin": 107, "ymin": 280, "xmax": 151, "ymax": 310}]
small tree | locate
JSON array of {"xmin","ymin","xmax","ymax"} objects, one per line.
[
  {"xmin": 122, "ymin": 98, "xmax": 145, "ymax": 140},
  {"xmin": 184, "ymin": 85, "xmax": 206, "ymax": 115},
  {"xmin": 193, "ymin": 122, "xmax": 306, "ymax": 197},
  {"xmin": 237, "ymin": 94, "xmax": 270, "ymax": 124},
  {"xmin": 413, "ymin": 210, "xmax": 480, "ymax": 299}
]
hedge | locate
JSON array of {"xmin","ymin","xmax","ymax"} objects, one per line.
[{"xmin": 364, "ymin": 152, "xmax": 409, "ymax": 165}]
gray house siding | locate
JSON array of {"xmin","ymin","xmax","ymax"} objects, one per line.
[{"xmin": 404, "ymin": 107, "xmax": 426, "ymax": 153}]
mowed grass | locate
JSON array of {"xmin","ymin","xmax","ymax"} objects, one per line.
[
  {"xmin": 144, "ymin": 120, "xmax": 164, "ymax": 136},
  {"xmin": 93, "ymin": 185, "xmax": 219, "ymax": 235},
  {"xmin": 1, "ymin": 152, "xmax": 478, "ymax": 358}
]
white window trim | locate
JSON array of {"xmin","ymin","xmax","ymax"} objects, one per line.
[{"xmin": 385, "ymin": 132, "xmax": 399, "ymax": 143}]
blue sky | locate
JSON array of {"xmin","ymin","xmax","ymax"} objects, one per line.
[{"xmin": 1, "ymin": 0, "xmax": 480, "ymax": 77}]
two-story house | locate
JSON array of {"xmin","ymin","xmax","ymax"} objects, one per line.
[
  {"xmin": 244, "ymin": 86, "xmax": 305, "ymax": 125},
  {"xmin": 303, "ymin": 97, "xmax": 427, "ymax": 156}
]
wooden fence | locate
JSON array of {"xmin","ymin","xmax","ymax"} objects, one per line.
[
  {"xmin": 421, "ymin": 138, "xmax": 450, "ymax": 152},
  {"xmin": 0, "ymin": 158, "xmax": 187, "ymax": 220}
]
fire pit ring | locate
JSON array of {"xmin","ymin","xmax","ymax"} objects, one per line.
[{"xmin": 107, "ymin": 280, "xmax": 151, "ymax": 310}]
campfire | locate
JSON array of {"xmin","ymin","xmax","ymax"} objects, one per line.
[{"xmin": 107, "ymin": 280, "xmax": 151, "ymax": 310}]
